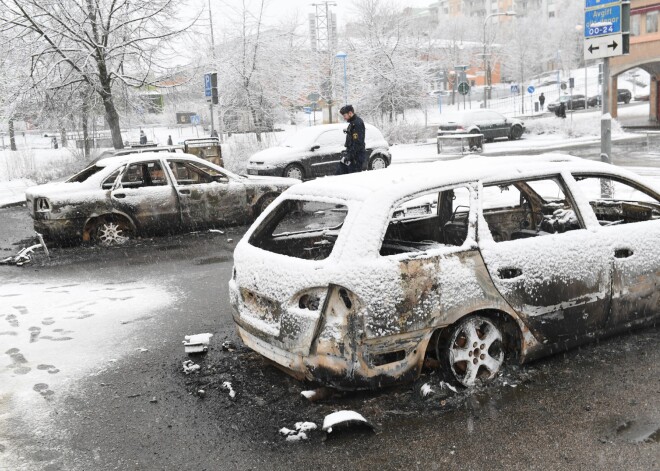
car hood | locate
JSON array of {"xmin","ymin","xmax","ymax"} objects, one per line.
[{"xmin": 249, "ymin": 146, "xmax": 309, "ymax": 165}]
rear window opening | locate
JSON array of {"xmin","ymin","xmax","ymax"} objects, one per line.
[{"xmin": 249, "ymin": 200, "xmax": 348, "ymax": 260}]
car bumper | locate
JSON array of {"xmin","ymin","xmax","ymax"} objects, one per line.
[
  {"xmin": 229, "ymin": 279, "xmax": 430, "ymax": 390},
  {"xmin": 246, "ymin": 165, "xmax": 286, "ymax": 177}
]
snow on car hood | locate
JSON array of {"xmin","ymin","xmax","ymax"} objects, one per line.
[
  {"xmin": 248, "ymin": 146, "xmax": 309, "ymax": 165},
  {"xmin": 241, "ymin": 174, "xmax": 300, "ymax": 188}
]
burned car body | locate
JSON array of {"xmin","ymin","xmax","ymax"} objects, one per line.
[
  {"xmin": 229, "ymin": 155, "xmax": 660, "ymax": 389},
  {"xmin": 26, "ymin": 154, "xmax": 298, "ymax": 245}
]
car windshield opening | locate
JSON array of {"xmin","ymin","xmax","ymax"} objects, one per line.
[
  {"xmin": 249, "ymin": 200, "xmax": 348, "ymax": 260},
  {"xmin": 66, "ymin": 165, "xmax": 105, "ymax": 183}
]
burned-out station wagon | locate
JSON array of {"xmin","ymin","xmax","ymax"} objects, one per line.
[{"xmin": 229, "ymin": 155, "xmax": 660, "ymax": 389}]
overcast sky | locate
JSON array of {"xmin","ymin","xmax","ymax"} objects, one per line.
[{"xmin": 207, "ymin": 0, "xmax": 433, "ymax": 31}]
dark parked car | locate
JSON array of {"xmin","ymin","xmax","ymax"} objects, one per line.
[
  {"xmin": 437, "ymin": 110, "xmax": 525, "ymax": 142},
  {"xmin": 246, "ymin": 123, "xmax": 391, "ymax": 180},
  {"xmin": 587, "ymin": 89, "xmax": 633, "ymax": 107},
  {"xmin": 26, "ymin": 154, "xmax": 297, "ymax": 245},
  {"xmin": 547, "ymin": 94, "xmax": 586, "ymax": 112}
]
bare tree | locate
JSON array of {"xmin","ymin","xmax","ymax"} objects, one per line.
[{"xmin": 0, "ymin": 0, "xmax": 199, "ymax": 149}]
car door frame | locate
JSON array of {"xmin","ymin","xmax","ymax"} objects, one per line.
[
  {"xmin": 567, "ymin": 171, "xmax": 660, "ymax": 329},
  {"xmin": 310, "ymin": 129, "xmax": 345, "ymax": 177},
  {"xmin": 476, "ymin": 173, "xmax": 613, "ymax": 345},
  {"xmin": 111, "ymin": 158, "xmax": 181, "ymax": 234}
]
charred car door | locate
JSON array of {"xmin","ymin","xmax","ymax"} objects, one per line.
[
  {"xmin": 167, "ymin": 159, "xmax": 248, "ymax": 229},
  {"xmin": 112, "ymin": 160, "xmax": 181, "ymax": 234},
  {"xmin": 571, "ymin": 174, "xmax": 660, "ymax": 328},
  {"xmin": 478, "ymin": 177, "xmax": 613, "ymax": 344},
  {"xmin": 310, "ymin": 129, "xmax": 346, "ymax": 177}
]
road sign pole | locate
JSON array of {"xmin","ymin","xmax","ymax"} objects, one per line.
[{"xmin": 601, "ymin": 57, "xmax": 612, "ymax": 168}]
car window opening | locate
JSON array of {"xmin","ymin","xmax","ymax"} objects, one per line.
[
  {"xmin": 482, "ymin": 177, "xmax": 582, "ymax": 242},
  {"xmin": 572, "ymin": 174, "xmax": 660, "ymax": 225},
  {"xmin": 120, "ymin": 161, "xmax": 168, "ymax": 188},
  {"xmin": 67, "ymin": 165, "xmax": 105, "ymax": 183},
  {"xmin": 249, "ymin": 200, "xmax": 348, "ymax": 260},
  {"xmin": 380, "ymin": 187, "xmax": 471, "ymax": 256}
]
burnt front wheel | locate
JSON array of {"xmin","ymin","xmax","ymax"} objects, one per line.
[
  {"xmin": 437, "ymin": 316, "xmax": 504, "ymax": 387},
  {"xmin": 257, "ymin": 193, "xmax": 278, "ymax": 216}
]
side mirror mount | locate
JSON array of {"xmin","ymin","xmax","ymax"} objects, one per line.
[{"xmin": 310, "ymin": 145, "xmax": 320, "ymax": 152}]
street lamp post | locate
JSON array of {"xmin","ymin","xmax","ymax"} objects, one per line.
[
  {"xmin": 336, "ymin": 51, "xmax": 348, "ymax": 105},
  {"xmin": 482, "ymin": 11, "xmax": 517, "ymax": 109}
]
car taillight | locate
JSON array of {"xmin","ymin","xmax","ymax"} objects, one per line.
[{"xmin": 36, "ymin": 198, "xmax": 50, "ymax": 212}]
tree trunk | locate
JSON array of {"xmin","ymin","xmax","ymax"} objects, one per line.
[
  {"xmin": 102, "ymin": 94, "xmax": 124, "ymax": 149},
  {"xmin": 82, "ymin": 98, "xmax": 90, "ymax": 159},
  {"xmin": 9, "ymin": 118, "xmax": 17, "ymax": 151}
]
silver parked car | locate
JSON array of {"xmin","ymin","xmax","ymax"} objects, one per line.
[
  {"xmin": 229, "ymin": 154, "xmax": 660, "ymax": 389},
  {"xmin": 26, "ymin": 153, "xmax": 298, "ymax": 245},
  {"xmin": 246, "ymin": 123, "xmax": 391, "ymax": 180}
]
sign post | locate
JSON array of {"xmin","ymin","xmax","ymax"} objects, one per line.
[
  {"xmin": 527, "ymin": 85, "xmax": 535, "ymax": 116},
  {"xmin": 584, "ymin": 0, "xmax": 630, "ymax": 172}
]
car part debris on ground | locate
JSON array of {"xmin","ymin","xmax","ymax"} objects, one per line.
[
  {"xmin": 182, "ymin": 360, "xmax": 201, "ymax": 374},
  {"xmin": 222, "ymin": 381, "xmax": 236, "ymax": 399},
  {"xmin": 0, "ymin": 232, "xmax": 49, "ymax": 266},
  {"xmin": 420, "ymin": 383, "xmax": 434, "ymax": 397},
  {"xmin": 279, "ymin": 422, "xmax": 317, "ymax": 442},
  {"xmin": 300, "ymin": 387, "xmax": 334, "ymax": 402},
  {"xmin": 221, "ymin": 340, "xmax": 236, "ymax": 352},
  {"xmin": 183, "ymin": 333, "xmax": 213, "ymax": 354},
  {"xmin": 322, "ymin": 411, "xmax": 373, "ymax": 435}
]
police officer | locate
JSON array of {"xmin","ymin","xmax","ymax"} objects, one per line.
[{"xmin": 335, "ymin": 105, "xmax": 366, "ymax": 175}]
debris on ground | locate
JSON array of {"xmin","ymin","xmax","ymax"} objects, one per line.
[
  {"xmin": 136, "ymin": 348, "xmax": 149, "ymax": 353},
  {"xmin": 183, "ymin": 333, "xmax": 213, "ymax": 354},
  {"xmin": 439, "ymin": 381, "xmax": 458, "ymax": 393},
  {"xmin": 149, "ymin": 397, "xmax": 158, "ymax": 403},
  {"xmin": 221, "ymin": 340, "xmax": 237, "ymax": 352},
  {"xmin": 300, "ymin": 387, "xmax": 334, "ymax": 402},
  {"xmin": 322, "ymin": 411, "xmax": 373, "ymax": 435},
  {"xmin": 182, "ymin": 360, "xmax": 201, "ymax": 375},
  {"xmin": 209, "ymin": 229, "xmax": 225, "ymax": 234},
  {"xmin": 226, "ymin": 239, "xmax": 233, "ymax": 243},
  {"xmin": 279, "ymin": 422, "xmax": 317, "ymax": 442},
  {"xmin": 222, "ymin": 381, "xmax": 236, "ymax": 399},
  {"xmin": 0, "ymin": 233, "xmax": 49, "ymax": 266},
  {"xmin": 420, "ymin": 383, "xmax": 434, "ymax": 397}
]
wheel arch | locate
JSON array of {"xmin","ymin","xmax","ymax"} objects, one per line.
[{"xmin": 253, "ymin": 191, "xmax": 280, "ymax": 218}]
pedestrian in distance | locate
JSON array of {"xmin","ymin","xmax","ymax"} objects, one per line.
[
  {"xmin": 335, "ymin": 105, "xmax": 366, "ymax": 176},
  {"xmin": 167, "ymin": 135, "xmax": 173, "ymax": 146},
  {"xmin": 556, "ymin": 101, "xmax": 567, "ymax": 119},
  {"xmin": 539, "ymin": 92, "xmax": 545, "ymax": 111},
  {"xmin": 52, "ymin": 136, "xmax": 58, "ymax": 149},
  {"xmin": 139, "ymin": 129, "xmax": 147, "ymax": 145}
]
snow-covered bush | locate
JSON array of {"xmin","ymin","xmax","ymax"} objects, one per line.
[{"xmin": 525, "ymin": 114, "xmax": 624, "ymax": 139}]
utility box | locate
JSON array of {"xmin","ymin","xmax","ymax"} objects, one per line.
[{"xmin": 183, "ymin": 138, "xmax": 223, "ymax": 167}]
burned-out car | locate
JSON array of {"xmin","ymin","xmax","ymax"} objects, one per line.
[
  {"xmin": 229, "ymin": 155, "xmax": 660, "ymax": 389},
  {"xmin": 26, "ymin": 154, "xmax": 298, "ymax": 245}
]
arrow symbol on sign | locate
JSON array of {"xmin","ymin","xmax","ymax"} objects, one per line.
[
  {"xmin": 607, "ymin": 40, "xmax": 618, "ymax": 50},
  {"xmin": 588, "ymin": 44, "xmax": 600, "ymax": 54}
]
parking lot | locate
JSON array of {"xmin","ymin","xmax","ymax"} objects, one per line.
[{"xmin": 1, "ymin": 202, "xmax": 658, "ymax": 470}]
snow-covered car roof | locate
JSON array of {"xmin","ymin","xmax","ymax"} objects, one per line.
[
  {"xmin": 283, "ymin": 154, "xmax": 655, "ymax": 206},
  {"xmin": 280, "ymin": 122, "xmax": 385, "ymax": 148}
]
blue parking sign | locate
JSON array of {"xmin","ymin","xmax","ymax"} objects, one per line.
[
  {"xmin": 204, "ymin": 74, "xmax": 212, "ymax": 97},
  {"xmin": 527, "ymin": 85, "xmax": 535, "ymax": 95}
]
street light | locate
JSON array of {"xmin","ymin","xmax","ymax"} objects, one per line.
[
  {"xmin": 482, "ymin": 10, "xmax": 517, "ymax": 109},
  {"xmin": 336, "ymin": 51, "xmax": 348, "ymax": 106}
]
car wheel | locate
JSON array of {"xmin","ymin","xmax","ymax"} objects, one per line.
[
  {"xmin": 256, "ymin": 193, "xmax": 278, "ymax": 216},
  {"xmin": 369, "ymin": 155, "xmax": 388, "ymax": 170},
  {"xmin": 283, "ymin": 163, "xmax": 304, "ymax": 180},
  {"xmin": 624, "ymin": 98, "xmax": 630, "ymax": 104},
  {"xmin": 437, "ymin": 315, "xmax": 504, "ymax": 387},
  {"xmin": 509, "ymin": 125, "xmax": 523, "ymax": 140},
  {"xmin": 95, "ymin": 217, "xmax": 132, "ymax": 246}
]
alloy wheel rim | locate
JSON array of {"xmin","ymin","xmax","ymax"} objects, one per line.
[
  {"xmin": 98, "ymin": 222, "xmax": 129, "ymax": 246},
  {"xmin": 449, "ymin": 318, "xmax": 503, "ymax": 387}
]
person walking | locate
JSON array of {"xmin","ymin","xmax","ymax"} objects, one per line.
[
  {"xmin": 139, "ymin": 129, "xmax": 147, "ymax": 145},
  {"xmin": 167, "ymin": 135, "xmax": 173, "ymax": 146},
  {"xmin": 335, "ymin": 105, "xmax": 366, "ymax": 176},
  {"xmin": 539, "ymin": 92, "xmax": 545, "ymax": 111}
]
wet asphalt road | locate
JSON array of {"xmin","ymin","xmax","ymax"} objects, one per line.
[{"xmin": 1, "ymin": 145, "xmax": 659, "ymax": 470}]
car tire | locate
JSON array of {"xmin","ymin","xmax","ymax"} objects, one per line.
[
  {"xmin": 436, "ymin": 315, "xmax": 505, "ymax": 387},
  {"xmin": 369, "ymin": 154, "xmax": 388, "ymax": 170},
  {"xmin": 283, "ymin": 163, "xmax": 304, "ymax": 180},
  {"xmin": 509, "ymin": 125, "xmax": 523, "ymax": 140},
  {"xmin": 624, "ymin": 98, "xmax": 630, "ymax": 104},
  {"xmin": 256, "ymin": 193, "xmax": 278, "ymax": 216},
  {"xmin": 94, "ymin": 216, "xmax": 132, "ymax": 246}
]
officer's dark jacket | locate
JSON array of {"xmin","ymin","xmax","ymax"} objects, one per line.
[{"xmin": 344, "ymin": 115, "xmax": 366, "ymax": 163}]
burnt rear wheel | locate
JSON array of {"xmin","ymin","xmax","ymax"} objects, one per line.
[
  {"xmin": 256, "ymin": 193, "xmax": 278, "ymax": 215},
  {"xmin": 437, "ymin": 315, "xmax": 504, "ymax": 387}
]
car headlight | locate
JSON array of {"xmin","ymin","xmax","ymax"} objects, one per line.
[{"xmin": 293, "ymin": 288, "xmax": 328, "ymax": 311}]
